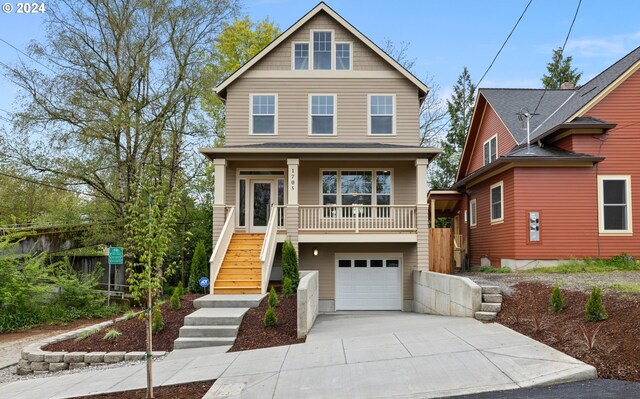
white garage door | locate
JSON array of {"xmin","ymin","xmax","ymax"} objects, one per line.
[{"xmin": 335, "ymin": 256, "xmax": 402, "ymax": 310}]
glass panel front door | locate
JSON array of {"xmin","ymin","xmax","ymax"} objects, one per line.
[{"xmin": 251, "ymin": 181, "xmax": 272, "ymax": 233}]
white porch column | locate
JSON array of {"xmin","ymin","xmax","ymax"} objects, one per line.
[
  {"xmin": 286, "ymin": 159, "xmax": 300, "ymax": 253},
  {"xmin": 212, "ymin": 158, "xmax": 227, "ymax": 250},
  {"xmin": 416, "ymin": 158, "xmax": 430, "ymax": 271}
]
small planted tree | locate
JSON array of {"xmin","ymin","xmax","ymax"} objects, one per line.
[
  {"xmin": 189, "ymin": 241, "xmax": 209, "ymax": 293},
  {"xmin": 282, "ymin": 241, "xmax": 300, "ymax": 289},
  {"xmin": 282, "ymin": 277, "xmax": 294, "ymax": 298},
  {"xmin": 585, "ymin": 288, "xmax": 608, "ymax": 321},
  {"xmin": 550, "ymin": 285, "xmax": 565, "ymax": 313},
  {"xmin": 268, "ymin": 287, "xmax": 279, "ymax": 308},
  {"xmin": 176, "ymin": 281, "xmax": 185, "ymax": 298},
  {"xmin": 152, "ymin": 306, "xmax": 165, "ymax": 334},
  {"xmin": 170, "ymin": 290, "xmax": 181, "ymax": 310},
  {"xmin": 264, "ymin": 306, "xmax": 277, "ymax": 328}
]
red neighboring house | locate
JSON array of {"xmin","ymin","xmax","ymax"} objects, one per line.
[{"xmin": 429, "ymin": 46, "xmax": 640, "ymax": 270}]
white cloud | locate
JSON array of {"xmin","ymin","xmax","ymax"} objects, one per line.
[{"xmin": 565, "ymin": 31, "xmax": 640, "ymax": 58}]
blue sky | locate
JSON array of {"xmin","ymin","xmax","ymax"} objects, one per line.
[{"xmin": 1, "ymin": 0, "xmax": 639, "ymax": 119}]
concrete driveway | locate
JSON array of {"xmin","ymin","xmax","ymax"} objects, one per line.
[
  {"xmin": 205, "ymin": 312, "xmax": 595, "ymax": 398},
  {"xmin": 0, "ymin": 312, "xmax": 596, "ymax": 399}
]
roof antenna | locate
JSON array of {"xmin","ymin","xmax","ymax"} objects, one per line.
[{"xmin": 518, "ymin": 107, "xmax": 538, "ymax": 155}]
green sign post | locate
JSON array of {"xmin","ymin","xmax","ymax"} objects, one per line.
[{"xmin": 107, "ymin": 247, "xmax": 124, "ymax": 306}]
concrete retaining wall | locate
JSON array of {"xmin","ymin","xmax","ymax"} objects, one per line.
[
  {"xmin": 413, "ymin": 271, "xmax": 481, "ymax": 317},
  {"xmin": 297, "ymin": 270, "xmax": 319, "ymax": 338}
]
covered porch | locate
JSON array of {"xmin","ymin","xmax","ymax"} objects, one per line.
[{"xmin": 427, "ymin": 190, "xmax": 466, "ymax": 272}]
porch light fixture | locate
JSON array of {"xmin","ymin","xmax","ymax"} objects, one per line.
[{"xmin": 313, "ymin": 248, "xmax": 319, "ymax": 256}]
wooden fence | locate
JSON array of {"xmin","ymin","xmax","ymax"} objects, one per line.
[{"xmin": 429, "ymin": 228, "xmax": 453, "ymax": 274}]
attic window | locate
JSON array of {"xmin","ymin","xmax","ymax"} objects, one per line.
[
  {"xmin": 313, "ymin": 31, "xmax": 332, "ymax": 70},
  {"xmin": 294, "ymin": 43, "xmax": 309, "ymax": 70},
  {"xmin": 483, "ymin": 135, "xmax": 497, "ymax": 165}
]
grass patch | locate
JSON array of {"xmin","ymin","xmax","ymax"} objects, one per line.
[
  {"xmin": 609, "ymin": 283, "xmax": 640, "ymax": 294},
  {"xmin": 525, "ymin": 254, "xmax": 640, "ymax": 274},
  {"xmin": 479, "ymin": 266, "xmax": 511, "ymax": 273}
]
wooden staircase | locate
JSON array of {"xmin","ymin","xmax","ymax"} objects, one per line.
[{"xmin": 214, "ymin": 233, "xmax": 264, "ymax": 294}]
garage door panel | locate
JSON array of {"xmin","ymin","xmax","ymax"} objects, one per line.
[{"xmin": 336, "ymin": 257, "xmax": 401, "ymax": 311}]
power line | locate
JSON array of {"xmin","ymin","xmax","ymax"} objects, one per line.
[
  {"xmin": 533, "ymin": 0, "xmax": 583, "ymax": 115},
  {"xmin": 0, "ymin": 37, "xmax": 56, "ymax": 74},
  {"xmin": 476, "ymin": 0, "xmax": 533, "ymax": 88},
  {"xmin": 0, "ymin": 171, "xmax": 102, "ymax": 198}
]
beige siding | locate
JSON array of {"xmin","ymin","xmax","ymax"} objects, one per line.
[
  {"xmin": 299, "ymin": 242, "xmax": 417, "ymax": 300},
  {"xmin": 298, "ymin": 160, "xmax": 416, "ymax": 206},
  {"xmin": 224, "ymin": 160, "xmax": 288, "ymax": 206},
  {"xmin": 226, "ymin": 77, "xmax": 419, "ymax": 145},
  {"xmin": 254, "ymin": 12, "xmax": 394, "ymax": 72}
]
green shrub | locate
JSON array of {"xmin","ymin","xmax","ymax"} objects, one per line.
[
  {"xmin": 479, "ymin": 266, "xmax": 511, "ymax": 273},
  {"xmin": 550, "ymin": 285, "xmax": 564, "ymax": 313},
  {"xmin": 123, "ymin": 310, "xmax": 136, "ymax": 320},
  {"xmin": 585, "ymin": 288, "xmax": 608, "ymax": 321},
  {"xmin": 176, "ymin": 281, "xmax": 185, "ymax": 298},
  {"xmin": 188, "ymin": 241, "xmax": 209, "ymax": 293},
  {"xmin": 152, "ymin": 306, "xmax": 164, "ymax": 334},
  {"xmin": 103, "ymin": 329, "xmax": 122, "ymax": 341},
  {"xmin": 264, "ymin": 306, "xmax": 277, "ymax": 328},
  {"xmin": 268, "ymin": 287, "xmax": 279, "ymax": 308},
  {"xmin": 282, "ymin": 241, "xmax": 300, "ymax": 289},
  {"xmin": 170, "ymin": 290, "xmax": 181, "ymax": 310},
  {"xmin": 75, "ymin": 328, "xmax": 100, "ymax": 341},
  {"xmin": 282, "ymin": 277, "xmax": 294, "ymax": 298}
]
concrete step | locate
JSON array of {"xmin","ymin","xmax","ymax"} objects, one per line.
[
  {"xmin": 475, "ymin": 311, "xmax": 497, "ymax": 321},
  {"xmin": 184, "ymin": 308, "xmax": 248, "ymax": 325},
  {"xmin": 179, "ymin": 325, "xmax": 239, "ymax": 338},
  {"xmin": 481, "ymin": 302, "xmax": 502, "ymax": 312},
  {"xmin": 174, "ymin": 337, "xmax": 236, "ymax": 350},
  {"xmin": 481, "ymin": 286, "xmax": 501, "ymax": 294},
  {"xmin": 482, "ymin": 293, "xmax": 503, "ymax": 303},
  {"xmin": 194, "ymin": 294, "xmax": 265, "ymax": 309}
]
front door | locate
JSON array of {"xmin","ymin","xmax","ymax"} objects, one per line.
[{"xmin": 250, "ymin": 181, "xmax": 273, "ymax": 233}]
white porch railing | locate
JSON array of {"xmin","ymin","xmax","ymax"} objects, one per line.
[
  {"xmin": 260, "ymin": 204, "xmax": 279, "ymax": 294},
  {"xmin": 209, "ymin": 207, "xmax": 235, "ymax": 294},
  {"xmin": 299, "ymin": 205, "xmax": 417, "ymax": 232},
  {"xmin": 277, "ymin": 205, "xmax": 286, "ymax": 230}
]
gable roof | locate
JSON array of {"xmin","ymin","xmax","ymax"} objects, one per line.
[{"xmin": 214, "ymin": 2, "xmax": 429, "ymax": 99}]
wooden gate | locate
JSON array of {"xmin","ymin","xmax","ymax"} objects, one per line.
[{"xmin": 429, "ymin": 228, "xmax": 453, "ymax": 274}]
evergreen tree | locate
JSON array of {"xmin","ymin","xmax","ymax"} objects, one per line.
[
  {"xmin": 188, "ymin": 241, "xmax": 209, "ymax": 293},
  {"xmin": 542, "ymin": 48, "xmax": 582, "ymax": 89},
  {"xmin": 430, "ymin": 67, "xmax": 476, "ymax": 190}
]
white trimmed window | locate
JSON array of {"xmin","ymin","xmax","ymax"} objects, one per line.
[
  {"xmin": 369, "ymin": 95, "xmax": 395, "ymax": 135},
  {"xmin": 598, "ymin": 176, "xmax": 632, "ymax": 234},
  {"xmin": 293, "ymin": 43, "xmax": 309, "ymax": 70},
  {"xmin": 309, "ymin": 95, "xmax": 336, "ymax": 135},
  {"xmin": 313, "ymin": 31, "xmax": 332, "ymax": 70},
  {"xmin": 335, "ymin": 42, "xmax": 351, "ymax": 70},
  {"xmin": 484, "ymin": 135, "xmax": 497, "ymax": 165},
  {"xmin": 321, "ymin": 169, "xmax": 393, "ymax": 209},
  {"xmin": 251, "ymin": 94, "xmax": 276, "ymax": 134},
  {"xmin": 470, "ymin": 198, "xmax": 477, "ymax": 227},
  {"xmin": 490, "ymin": 181, "xmax": 503, "ymax": 223}
]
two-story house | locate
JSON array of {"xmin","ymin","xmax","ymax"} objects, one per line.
[
  {"xmin": 200, "ymin": 2, "xmax": 440, "ymax": 312},
  {"xmin": 429, "ymin": 46, "xmax": 640, "ymax": 270}
]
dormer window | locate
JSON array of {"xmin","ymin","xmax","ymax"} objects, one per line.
[
  {"xmin": 313, "ymin": 31, "xmax": 332, "ymax": 70},
  {"xmin": 293, "ymin": 43, "xmax": 309, "ymax": 70},
  {"xmin": 483, "ymin": 135, "xmax": 497, "ymax": 165}
]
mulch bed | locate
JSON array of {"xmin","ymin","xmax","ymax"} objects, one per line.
[
  {"xmin": 71, "ymin": 380, "xmax": 214, "ymax": 399},
  {"xmin": 44, "ymin": 293, "xmax": 203, "ymax": 353},
  {"xmin": 230, "ymin": 290, "xmax": 305, "ymax": 352},
  {"xmin": 496, "ymin": 282, "xmax": 640, "ymax": 382}
]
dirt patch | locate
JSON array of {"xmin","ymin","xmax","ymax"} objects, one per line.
[
  {"xmin": 230, "ymin": 291, "xmax": 305, "ymax": 352},
  {"xmin": 496, "ymin": 282, "xmax": 640, "ymax": 382},
  {"xmin": 71, "ymin": 380, "xmax": 214, "ymax": 399},
  {"xmin": 44, "ymin": 294, "xmax": 202, "ymax": 353}
]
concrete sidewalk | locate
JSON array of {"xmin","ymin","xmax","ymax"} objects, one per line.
[{"xmin": 0, "ymin": 313, "xmax": 596, "ymax": 399}]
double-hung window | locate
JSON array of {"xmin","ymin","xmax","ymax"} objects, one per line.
[
  {"xmin": 310, "ymin": 95, "xmax": 336, "ymax": 135},
  {"xmin": 335, "ymin": 43, "xmax": 351, "ymax": 70},
  {"xmin": 293, "ymin": 43, "xmax": 309, "ymax": 70},
  {"xmin": 369, "ymin": 95, "xmax": 394, "ymax": 135},
  {"xmin": 313, "ymin": 31, "xmax": 332, "ymax": 70},
  {"xmin": 484, "ymin": 135, "xmax": 498, "ymax": 165},
  {"xmin": 251, "ymin": 94, "xmax": 276, "ymax": 134},
  {"xmin": 376, "ymin": 171, "xmax": 391, "ymax": 217},
  {"xmin": 490, "ymin": 181, "xmax": 503, "ymax": 223},
  {"xmin": 599, "ymin": 176, "xmax": 632, "ymax": 234}
]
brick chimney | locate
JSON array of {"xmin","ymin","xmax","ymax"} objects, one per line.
[{"xmin": 560, "ymin": 82, "xmax": 575, "ymax": 89}]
